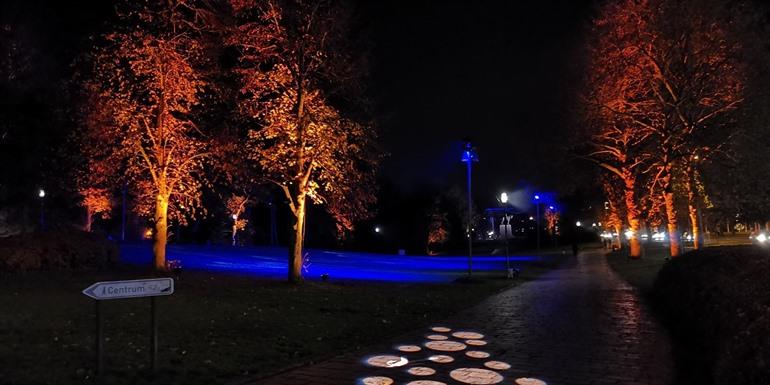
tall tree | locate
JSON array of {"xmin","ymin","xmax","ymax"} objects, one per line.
[
  {"xmin": 81, "ymin": 0, "xmax": 215, "ymax": 270},
  {"xmin": 583, "ymin": 0, "xmax": 745, "ymax": 257},
  {"xmin": 229, "ymin": 0, "xmax": 379, "ymax": 282}
]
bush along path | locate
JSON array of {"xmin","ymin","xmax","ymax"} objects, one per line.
[
  {"xmin": 655, "ymin": 245, "xmax": 770, "ymax": 385},
  {"xmin": 250, "ymin": 248, "xmax": 675, "ymax": 385}
]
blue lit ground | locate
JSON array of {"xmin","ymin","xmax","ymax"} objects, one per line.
[{"xmin": 120, "ymin": 244, "xmax": 537, "ymax": 282}]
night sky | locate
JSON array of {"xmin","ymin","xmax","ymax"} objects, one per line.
[
  {"xmin": 2, "ymin": 0, "xmax": 597, "ymax": 209},
  {"xmin": 367, "ymin": 0, "xmax": 595, "ymax": 206}
]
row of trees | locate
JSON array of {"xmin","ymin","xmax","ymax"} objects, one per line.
[
  {"xmin": 580, "ymin": 0, "xmax": 766, "ymax": 258},
  {"xmin": 76, "ymin": 0, "xmax": 379, "ymax": 281}
]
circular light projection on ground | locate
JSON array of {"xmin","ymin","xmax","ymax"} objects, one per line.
[
  {"xmin": 408, "ymin": 367, "xmax": 437, "ymax": 376},
  {"xmin": 449, "ymin": 368, "xmax": 504, "ymax": 384},
  {"xmin": 431, "ymin": 326, "xmax": 452, "ymax": 333},
  {"xmin": 366, "ymin": 355, "xmax": 408, "ymax": 368},
  {"xmin": 483, "ymin": 361, "xmax": 511, "ymax": 370},
  {"xmin": 465, "ymin": 350, "xmax": 491, "ymax": 359},
  {"xmin": 452, "ymin": 331, "xmax": 484, "ymax": 339},
  {"xmin": 514, "ymin": 378, "xmax": 547, "ymax": 385},
  {"xmin": 428, "ymin": 355, "xmax": 455, "ymax": 364},
  {"xmin": 359, "ymin": 376, "xmax": 395, "ymax": 385},
  {"xmin": 425, "ymin": 340, "xmax": 467, "ymax": 352},
  {"xmin": 406, "ymin": 381, "xmax": 447, "ymax": 385},
  {"xmin": 397, "ymin": 345, "xmax": 422, "ymax": 353},
  {"xmin": 427, "ymin": 334, "xmax": 449, "ymax": 340},
  {"xmin": 466, "ymin": 339, "xmax": 487, "ymax": 346}
]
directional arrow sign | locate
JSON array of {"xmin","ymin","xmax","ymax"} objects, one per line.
[{"xmin": 83, "ymin": 278, "xmax": 174, "ymax": 300}]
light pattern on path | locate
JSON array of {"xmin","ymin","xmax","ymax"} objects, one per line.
[
  {"xmin": 515, "ymin": 378, "xmax": 547, "ymax": 385},
  {"xmin": 426, "ymin": 334, "xmax": 449, "ymax": 340},
  {"xmin": 359, "ymin": 376, "xmax": 394, "ymax": 385},
  {"xmin": 465, "ymin": 351, "xmax": 490, "ymax": 359},
  {"xmin": 358, "ymin": 326, "xmax": 547, "ymax": 385},
  {"xmin": 408, "ymin": 367, "xmax": 437, "ymax": 376},
  {"xmin": 449, "ymin": 368, "xmax": 504, "ymax": 384},
  {"xmin": 424, "ymin": 340, "xmax": 466, "ymax": 352}
]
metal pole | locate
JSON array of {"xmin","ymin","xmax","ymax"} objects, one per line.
[
  {"xmin": 40, "ymin": 199, "xmax": 45, "ymax": 231},
  {"xmin": 95, "ymin": 300, "xmax": 103, "ymax": 375},
  {"xmin": 467, "ymin": 158, "xmax": 472, "ymax": 277},
  {"xmin": 536, "ymin": 202, "xmax": 541, "ymax": 256},
  {"xmin": 505, "ymin": 212, "xmax": 510, "ymax": 271},
  {"xmin": 150, "ymin": 297, "xmax": 158, "ymax": 373}
]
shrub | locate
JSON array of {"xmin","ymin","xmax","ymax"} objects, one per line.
[
  {"xmin": 654, "ymin": 246, "xmax": 770, "ymax": 384},
  {"xmin": 0, "ymin": 229, "xmax": 118, "ymax": 271}
]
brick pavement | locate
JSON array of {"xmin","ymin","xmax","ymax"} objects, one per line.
[{"xmin": 248, "ymin": 250, "xmax": 674, "ymax": 385}]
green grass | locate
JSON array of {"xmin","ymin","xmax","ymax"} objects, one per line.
[
  {"xmin": 605, "ymin": 243, "xmax": 671, "ymax": 293},
  {"xmin": 1, "ymin": 255, "xmax": 565, "ymax": 385}
]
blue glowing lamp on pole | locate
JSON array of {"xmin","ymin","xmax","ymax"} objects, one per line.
[{"xmin": 461, "ymin": 141, "xmax": 478, "ymax": 277}]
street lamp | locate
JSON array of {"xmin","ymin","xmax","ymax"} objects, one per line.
[
  {"xmin": 461, "ymin": 141, "xmax": 479, "ymax": 277},
  {"xmin": 499, "ymin": 192, "xmax": 512, "ymax": 277},
  {"xmin": 38, "ymin": 189, "xmax": 46, "ymax": 231}
]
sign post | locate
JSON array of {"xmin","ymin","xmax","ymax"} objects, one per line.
[{"xmin": 83, "ymin": 278, "xmax": 174, "ymax": 375}]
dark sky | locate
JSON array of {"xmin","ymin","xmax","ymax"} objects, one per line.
[
  {"xmin": 2, "ymin": 0, "xmax": 597, "ymax": 209},
  {"xmin": 366, "ymin": 0, "xmax": 595, "ymax": 206}
]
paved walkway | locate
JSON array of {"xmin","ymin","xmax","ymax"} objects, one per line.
[{"xmin": 249, "ymin": 249, "xmax": 675, "ymax": 385}]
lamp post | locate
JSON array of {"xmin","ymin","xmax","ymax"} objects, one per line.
[
  {"xmin": 461, "ymin": 142, "xmax": 478, "ymax": 277},
  {"xmin": 534, "ymin": 194, "xmax": 541, "ymax": 256},
  {"xmin": 38, "ymin": 189, "xmax": 46, "ymax": 231},
  {"xmin": 500, "ymin": 192, "xmax": 511, "ymax": 277}
]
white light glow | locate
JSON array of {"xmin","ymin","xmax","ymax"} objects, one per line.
[
  {"xmin": 38, "ymin": 189, "xmax": 45, "ymax": 198},
  {"xmin": 576, "ymin": 221, "xmax": 582, "ymax": 227},
  {"xmin": 624, "ymin": 229, "xmax": 635, "ymax": 239},
  {"xmin": 500, "ymin": 192, "xmax": 508, "ymax": 203},
  {"xmin": 757, "ymin": 233, "xmax": 767, "ymax": 243}
]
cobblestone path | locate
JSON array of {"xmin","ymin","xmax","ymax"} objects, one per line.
[{"xmin": 249, "ymin": 250, "xmax": 675, "ymax": 385}]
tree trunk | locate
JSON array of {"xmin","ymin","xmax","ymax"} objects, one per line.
[
  {"xmin": 614, "ymin": 223, "xmax": 622, "ymax": 250},
  {"xmin": 153, "ymin": 195, "xmax": 169, "ymax": 271},
  {"xmin": 684, "ymin": 165, "xmax": 702, "ymax": 250},
  {"xmin": 84, "ymin": 209, "xmax": 93, "ymax": 233},
  {"xmin": 288, "ymin": 193, "xmax": 306, "ymax": 283},
  {"xmin": 232, "ymin": 220, "xmax": 238, "ymax": 246},
  {"xmin": 663, "ymin": 189, "xmax": 680, "ymax": 257},
  {"xmin": 623, "ymin": 170, "xmax": 642, "ymax": 258},
  {"xmin": 661, "ymin": 162, "xmax": 681, "ymax": 257}
]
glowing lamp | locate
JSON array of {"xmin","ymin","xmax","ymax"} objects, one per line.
[
  {"xmin": 500, "ymin": 192, "xmax": 508, "ymax": 203},
  {"xmin": 374, "ymin": 226, "xmax": 381, "ymax": 233},
  {"xmin": 624, "ymin": 229, "xmax": 635, "ymax": 239},
  {"xmin": 232, "ymin": 214, "xmax": 238, "ymax": 220},
  {"xmin": 38, "ymin": 189, "xmax": 45, "ymax": 198},
  {"xmin": 576, "ymin": 221, "xmax": 582, "ymax": 227}
]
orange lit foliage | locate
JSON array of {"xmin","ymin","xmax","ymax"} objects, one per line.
[
  {"xmin": 427, "ymin": 198, "xmax": 450, "ymax": 255},
  {"xmin": 544, "ymin": 207, "xmax": 559, "ymax": 237},
  {"xmin": 78, "ymin": 188, "xmax": 112, "ymax": 232},
  {"xmin": 226, "ymin": 194, "xmax": 249, "ymax": 246},
  {"xmin": 585, "ymin": 0, "xmax": 744, "ymax": 257},
  {"xmin": 600, "ymin": 175, "xmax": 624, "ymax": 250},
  {"xmin": 82, "ymin": 0, "xmax": 213, "ymax": 270},
  {"xmin": 229, "ymin": 0, "xmax": 379, "ymax": 282}
]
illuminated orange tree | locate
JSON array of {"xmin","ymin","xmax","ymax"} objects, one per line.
[
  {"xmin": 226, "ymin": 194, "xmax": 250, "ymax": 246},
  {"xmin": 584, "ymin": 0, "xmax": 744, "ymax": 257},
  {"xmin": 81, "ymin": 0, "xmax": 214, "ymax": 270},
  {"xmin": 228, "ymin": 0, "xmax": 379, "ymax": 282},
  {"xmin": 78, "ymin": 188, "xmax": 112, "ymax": 232}
]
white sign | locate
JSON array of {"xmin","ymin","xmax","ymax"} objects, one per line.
[{"xmin": 83, "ymin": 278, "xmax": 174, "ymax": 300}]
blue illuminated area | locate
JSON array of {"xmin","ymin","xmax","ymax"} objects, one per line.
[{"xmin": 120, "ymin": 244, "xmax": 536, "ymax": 283}]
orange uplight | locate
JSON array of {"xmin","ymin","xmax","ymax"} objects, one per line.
[{"xmin": 144, "ymin": 228, "xmax": 153, "ymax": 239}]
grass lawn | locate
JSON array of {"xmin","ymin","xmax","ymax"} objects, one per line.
[
  {"xmin": 1, "ymin": 254, "xmax": 565, "ymax": 385},
  {"xmin": 605, "ymin": 243, "xmax": 671, "ymax": 293}
]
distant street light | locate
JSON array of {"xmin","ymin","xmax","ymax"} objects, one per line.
[
  {"xmin": 461, "ymin": 141, "xmax": 479, "ymax": 277},
  {"xmin": 576, "ymin": 221, "xmax": 582, "ymax": 227},
  {"xmin": 38, "ymin": 188, "xmax": 46, "ymax": 231},
  {"xmin": 374, "ymin": 226, "xmax": 381, "ymax": 233},
  {"xmin": 500, "ymin": 192, "xmax": 508, "ymax": 204}
]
